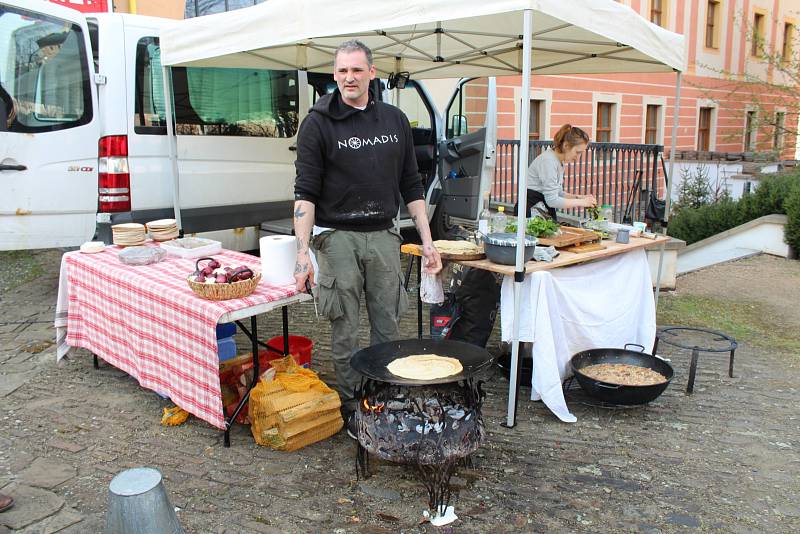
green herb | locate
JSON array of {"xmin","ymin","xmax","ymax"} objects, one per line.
[
  {"xmin": 505, "ymin": 217, "xmax": 559, "ymax": 237},
  {"xmin": 587, "ymin": 206, "xmax": 600, "ymax": 220}
]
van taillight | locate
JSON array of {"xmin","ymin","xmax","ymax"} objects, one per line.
[{"xmin": 98, "ymin": 135, "xmax": 131, "ymax": 213}]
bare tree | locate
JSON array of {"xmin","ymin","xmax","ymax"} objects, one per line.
[{"xmin": 691, "ymin": 12, "xmax": 800, "ymax": 154}]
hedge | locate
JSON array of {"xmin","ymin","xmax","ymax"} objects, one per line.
[
  {"xmin": 668, "ymin": 171, "xmax": 800, "ymax": 250},
  {"xmin": 785, "ymin": 185, "xmax": 800, "ymax": 253}
]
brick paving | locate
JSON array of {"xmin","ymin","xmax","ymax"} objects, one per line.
[{"xmin": 1, "ymin": 249, "xmax": 799, "ymax": 533}]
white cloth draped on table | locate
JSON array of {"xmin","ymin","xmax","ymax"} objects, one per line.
[{"xmin": 500, "ymin": 248, "xmax": 656, "ymax": 423}]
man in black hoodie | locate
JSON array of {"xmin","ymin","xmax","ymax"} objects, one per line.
[{"xmin": 293, "ymin": 40, "xmax": 442, "ymax": 436}]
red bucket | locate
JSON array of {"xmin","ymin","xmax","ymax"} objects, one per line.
[{"xmin": 266, "ymin": 335, "xmax": 313, "ymax": 368}]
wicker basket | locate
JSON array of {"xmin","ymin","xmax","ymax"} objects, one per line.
[{"xmin": 187, "ymin": 272, "xmax": 261, "ymax": 301}]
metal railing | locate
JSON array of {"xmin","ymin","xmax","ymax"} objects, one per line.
[{"xmin": 493, "ymin": 140, "xmax": 664, "ymax": 223}]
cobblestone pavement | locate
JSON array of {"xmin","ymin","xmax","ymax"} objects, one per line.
[{"xmin": 1, "ymin": 249, "xmax": 799, "ymax": 533}]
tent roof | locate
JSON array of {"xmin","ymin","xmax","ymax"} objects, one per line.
[{"xmin": 160, "ymin": 0, "xmax": 685, "ymax": 77}]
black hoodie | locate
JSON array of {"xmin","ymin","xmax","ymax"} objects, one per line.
[{"xmin": 294, "ymin": 86, "xmax": 425, "ymax": 231}]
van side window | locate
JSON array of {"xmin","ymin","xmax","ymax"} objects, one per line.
[
  {"xmin": 0, "ymin": 6, "xmax": 93, "ymax": 133},
  {"xmin": 134, "ymin": 37, "xmax": 298, "ymax": 137},
  {"xmin": 134, "ymin": 37, "xmax": 167, "ymax": 133},
  {"xmin": 86, "ymin": 19, "xmax": 99, "ymax": 73}
]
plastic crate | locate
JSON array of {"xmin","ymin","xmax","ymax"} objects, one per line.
[
  {"xmin": 215, "ymin": 322, "xmax": 236, "ymax": 340},
  {"xmin": 217, "ymin": 337, "xmax": 237, "ymax": 362},
  {"xmin": 266, "ymin": 336, "xmax": 312, "ymax": 368}
]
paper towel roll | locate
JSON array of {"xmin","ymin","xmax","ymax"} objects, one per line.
[{"xmin": 259, "ymin": 235, "xmax": 297, "ymax": 286}]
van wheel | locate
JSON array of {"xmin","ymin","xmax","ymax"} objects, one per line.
[{"xmin": 430, "ymin": 203, "xmax": 452, "ymax": 241}]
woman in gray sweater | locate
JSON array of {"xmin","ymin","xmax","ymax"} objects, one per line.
[{"xmin": 521, "ymin": 124, "xmax": 597, "ymax": 221}]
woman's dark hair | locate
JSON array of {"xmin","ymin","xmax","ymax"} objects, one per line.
[{"xmin": 553, "ymin": 124, "xmax": 590, "ymax": 152}]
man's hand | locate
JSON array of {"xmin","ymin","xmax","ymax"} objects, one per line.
[
  {"xmin": 582, "ymin": 195, "xmax": 597, "ymax": 208},
  {"xmin": 293, "ymin": 200, "xmax": 316, "ymax": 292},
  {"xmin": 421, "ymin": 242, "xmax": 442, "ymax": 274},
  {"xmin": 406, "ymin": 199, "xmax": 442, "ymax": 274},
  {"xmin": 294, "ymin": 251, "xmax": 315, "ymax": 292}
]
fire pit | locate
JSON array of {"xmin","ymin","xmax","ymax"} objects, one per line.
[{"xmin": 351, "ymin": 339, "xmax": 492, "ymax": 514}]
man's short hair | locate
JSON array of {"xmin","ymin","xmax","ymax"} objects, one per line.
[{"xmin": 334, "ymin": 39, "xmax": 373, "ymax": 66}]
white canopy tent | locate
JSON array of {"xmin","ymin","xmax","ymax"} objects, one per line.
[{"xmin": 160, "ymin": 0, "xmax": 686, "ymax": 426}]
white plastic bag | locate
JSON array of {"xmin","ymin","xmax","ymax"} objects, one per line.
[{"xmin": 419, "ymin": 257, "xmax": 444, "ymax": 304}]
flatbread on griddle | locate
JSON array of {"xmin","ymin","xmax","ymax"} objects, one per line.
[{"xmin": 386, "ymin": 354, "xmax": 463, "ymax": 380}]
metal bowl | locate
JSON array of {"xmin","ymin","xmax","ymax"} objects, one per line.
[
  {"xmin": 570, "ymin": 345, "xmax": 674, "ymax": 405},
  {"xmin": 483, "ymin": 232, "xmax": 537, "ymax": 265}
]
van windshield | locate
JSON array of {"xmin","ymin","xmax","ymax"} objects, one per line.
[
  {"xmin": 135, "ymin": 37, "xmax": 298, "ymax": 138},
  {"xmin": 0, "ymin": 6, "xmax": 92, "ymax": 133}
]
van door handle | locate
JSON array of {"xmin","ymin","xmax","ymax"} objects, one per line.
[
  {"xmin": 288, "ymin": 144, "xmax": 297, "ymax": 151},
  {"xmin": 0, "ymin": 164, "xmax": 27, "ymax": 171}
]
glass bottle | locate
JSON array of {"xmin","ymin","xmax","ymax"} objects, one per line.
[{"xmin": 478, "ymin": 192, "xmax": 492, "ymax": 238}]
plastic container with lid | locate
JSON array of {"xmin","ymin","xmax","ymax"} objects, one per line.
[
  {"xmin": 160, "ymin": 237, "xmax": 222, "ymax": 258},
  {"xmin": 600, "ymin": 204, "xmax": 614, "ymax": 222},
  {"xmin": 483, "ymin": 232, "xmax": 537, "ymax": 265},
  {"xmin": 118, "ymin": 246, "xmax": 167, "ymax": 266}
]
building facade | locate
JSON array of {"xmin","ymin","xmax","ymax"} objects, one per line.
[{"xmin": 496, "ymin": 0, "xmax": 800, "ymax": 160}]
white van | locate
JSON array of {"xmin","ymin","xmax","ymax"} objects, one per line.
[{"xmin": 0, "ymin": 0, "xmax": 495, "ymax": 251}]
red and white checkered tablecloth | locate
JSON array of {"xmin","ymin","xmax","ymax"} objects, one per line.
[{"xmin": 59, "ymin": 246, "xmax": 298, "ymax": 429}]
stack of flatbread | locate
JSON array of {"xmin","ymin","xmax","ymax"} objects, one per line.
[
  {"xmin": 146, "ymin": 219, "xmax": 179, "ymax": 241},
  {"xmin": 112, "ymin": 223, "xmax": 146, "ymax": 246},
  {"xmin": 387, "ymin": 354, "xmax": 463, "ymax": 380},
  {"xmin": 432, "ymin": 240, "xmax": 482, "ymax": 256}
]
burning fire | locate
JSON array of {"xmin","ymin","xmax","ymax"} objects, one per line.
[{"xmin": 361, "ymin": 398, "xmax": 385, "ymax": 413}]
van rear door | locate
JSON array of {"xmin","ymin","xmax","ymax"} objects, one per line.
[{"xmin": 0, "ymin": 1, "xmax": 100, "ymax": 250}]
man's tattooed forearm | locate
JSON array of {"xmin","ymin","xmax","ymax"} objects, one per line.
[
  {"xmin": 294, "ymin": 207, "xmax": 306, "ymax": 219},
  {"xmin": 293, "ymin": 262, "xmax": 308, "ymax": 275}
]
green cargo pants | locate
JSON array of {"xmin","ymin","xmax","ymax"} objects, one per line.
[{"xmin": 311, "ymin": 228, "xmax": 409, "ymax": 414}]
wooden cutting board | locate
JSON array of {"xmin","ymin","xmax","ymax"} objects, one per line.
[
  {"xmin": 563, "ymin": 242, "xmax": 607, "ymax": 253},
  {"xmin": 400, "ymin": 242, "xmax": 486, "ymax": 261},
  {"xmin": 537, "ymin": 226, "xmax": 600, "ymax": 248}
]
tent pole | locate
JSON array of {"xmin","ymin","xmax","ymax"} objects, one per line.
[
  {"xmin": 653, "ymin": 70, "xmax": 682, "ymax": 309},
  {"xmin": 162, "ymin": 65, "xmax": 182, "ymax": 232},
  {"xmin": 504, "ymin": 8, "xmax": 533, "ymax": 429}
]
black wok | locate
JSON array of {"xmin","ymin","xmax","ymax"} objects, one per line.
[
  {"xmin": 350, "ymin": 338, "xmax": 493, "ymax": 386},
  {"xmin": 570, "ymin": 344, "xmax": 673, "ymax": 405}
]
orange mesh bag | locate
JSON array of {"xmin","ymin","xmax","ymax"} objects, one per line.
[{"xmin": 249, "ymin": 357, "xmax": 343, "ymax": 451}]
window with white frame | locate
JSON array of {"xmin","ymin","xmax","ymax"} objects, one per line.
[
  {"xmin": 783, "ymin": 23, "xmax": 795, "ymax": 62},
  {"xmin": 706, "ymin": 0, "xmax": 720, "ymax": 49},
  {"xmin": 596, "ymin": 102, "xmax": 614, "ymax": 143},
  {"xmin": 529, "ymin": 99, "xmax": 544, "ymax": 140},
  {"xmin": 744, "ymin": 110, "xmax": 757, "ymax": 151},
  {"xmin": 697, "ymin": 107, "xmax": 714, "ymax": 151},
  {"xmin": 650, "ymin": 0, "xmax": 667, "ymax": 27},
  {"xmin": 774, "ymin": 111, "xmax": 785, "ymax": 150},
  {"xmin": 644, "ymin": 104, "xmax": 661, "ymax": 145},
  {"xmin": 752, "ymin": 12, "xmax": 766, "ymax": 57}
]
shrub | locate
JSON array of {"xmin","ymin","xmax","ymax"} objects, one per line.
[
  {"xmin": 668, "ymin": 169, "xmax": 800, "ymax": 247},
  {"xmin": 785, "ymin": 185, "xmax": 800, "ymax": 253},
  {"xmin": 738, "ymin": 171, "xmax": 798, "ymax": 222},
  {"xmin": 668, "ymin": 199, "xmax": 741, "ymax": 245}
]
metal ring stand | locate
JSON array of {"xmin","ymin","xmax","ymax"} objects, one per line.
[{"xmin": 653, "ymin": 326, "xmax": 738, "ymax": 394}]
